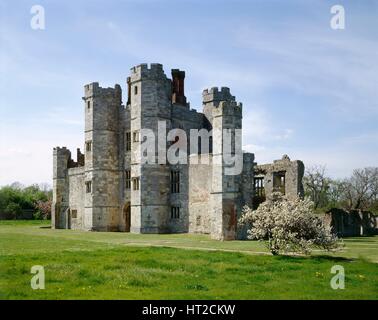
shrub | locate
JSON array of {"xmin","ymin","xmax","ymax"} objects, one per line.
[
  {"xmin": 34, "ymin": 199, "xmax": 52, "ymax": 220},
  {"xmin": 4, "ymin": 203, "xmax": 23, "ymax": 219},
  {"xmin": 239, "ymin": 194, "xmax": 340, "ymax": 255}
]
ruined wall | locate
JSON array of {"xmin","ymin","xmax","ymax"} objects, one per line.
[
  {"xmin": 255, "ymin": 155, "xmax": 304, "ymax": 201},
  {"xmin": 324, "ymin": 208, "xmax": 378, "ymax": 237}
]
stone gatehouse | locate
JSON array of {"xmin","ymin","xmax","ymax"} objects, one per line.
[{"xmin": 52, "ymin": 63, "xmax": 304, "ymax": 240}]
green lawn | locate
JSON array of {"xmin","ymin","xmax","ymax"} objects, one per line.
[{"xmin": 0, "ymin": 220, "xmax": 377, "ymax": 299}]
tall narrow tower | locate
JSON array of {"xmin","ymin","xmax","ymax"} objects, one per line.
[
  {"xmin": 52, "ymin": 147, "xmax": 71, "ymax": 229},
  {"xmin": 129, "ymin": 64, "xmax": 172, "ymax": 233},
  {"xmin": 82, "ymin": 82, "xmax": 122, "ymax": 231},
  {"xmin": 203, "ymin": 87, "xmax": 244, "ymax": 240}
]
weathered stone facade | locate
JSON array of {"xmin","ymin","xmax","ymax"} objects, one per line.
[
  {"xmin": 52, "ymin": 63, "xmax": 304, "ymax": 240},
  {"xmin": 253, "ymin": 155, "xmax": 305, "ymax": 209}
]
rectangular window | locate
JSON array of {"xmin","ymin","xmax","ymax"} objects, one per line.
[
  {"xmin": 126, "ymin": 132, "xmax": 131, "ymax": 151},
  {"xmin": 86, "ymin": 141, "xmax": 92, "ymax": 152},
  {"xmin": 87, "ymin": 101, "xmax": 91, "ymax": 110},
  {"xmin": 273, "ymin": 172, "xmax": 286, "ymax": 195},
  {"xmin": 85, "ymin": 181, "xmax": 92, "ymax": 193},
  {"xmin": 253, "ymin": 177, "xmax": 265, "ymax": 210},
  {"xmin": 71, "ymin": 210, "xmax": 77, "ymax": 219},
  {"xmin": 170, "ymin": 171, "xmax": 180, "ymax": 193},
  {"xmin": 254, "ymin": 177, "xmax": 265, "ymax": 197},
  {"xmin": 125, "ymin": 170, "xmax": 131, "ymax": 189},
  {"xmin": 133, "ymin": 131, "xmax": 139, "ymax": 142},
  {"xmin": 134, "ymin": 85, "xmax": 138, "ymax": 95},
  {"xmin": 170, "ymin": 207, "xmax": 180, "ymax": 219},
  {"xmin": 132, "ymin": 177, "xmax": 140, "ymax": 190}
]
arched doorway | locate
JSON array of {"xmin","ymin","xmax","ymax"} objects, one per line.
[{"xmin": 123, "ymin": 203, "xmax": 131, "ymax": 232}]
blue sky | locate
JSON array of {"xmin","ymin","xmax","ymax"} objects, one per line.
[{"xmin": 0, "ymin": 0, "xmax": 377, "ymax": 185}]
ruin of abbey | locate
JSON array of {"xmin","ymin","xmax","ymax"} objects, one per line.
[{"xmin": 52, "ymin": 63, "xmax": 304, "ymax": 240}]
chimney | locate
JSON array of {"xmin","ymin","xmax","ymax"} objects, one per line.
[
  {"xmin": 127, "ymin": 77, "xmax": 131, "ymax": 105},
  {"xmin": 171, "ymin": 69, "xmax": 187, "ymax": 105}
]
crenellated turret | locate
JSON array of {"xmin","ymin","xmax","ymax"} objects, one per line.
[
  {"xmin": 201, "ymin": 87, "xmax": 244, "ymax": 240},
  {"xmin": 82, "ymin": 82, "xmax": 122, "ymax": 231},
  {"xmin": 128, "ymin": 63, "xmax": 172, "ymax": 234}
]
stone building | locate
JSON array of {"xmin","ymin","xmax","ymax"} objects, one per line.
[{"xmin": 52, "ymin": 63, "xmax": 304, "ymax": 240}]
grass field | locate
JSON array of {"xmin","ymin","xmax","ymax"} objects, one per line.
[{"xmin": 0, "ymin": 220, "xmax": 377, "ymax": 299}]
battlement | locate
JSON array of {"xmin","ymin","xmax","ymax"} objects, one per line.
[
  {"xmin": 53, "ymin": 147, "xmax": 84, "ymax": 168},
  {"xmin": 84, "ymin": 82, "xmax": 121, "ymax": 99},
  {"xmin": 53, "ymin": 146, "xmax": 71, "ymax": 156},
  {"xmin": 211, "ymin": 100, "xmax": 242, "ymax": 117},
  {"xmin": 129, "ymin": 63, "xmax": 166, "ymax": 81},
  {"xmin": 202, "ymin": 87, "xmax": 236, "ymax": 104}
]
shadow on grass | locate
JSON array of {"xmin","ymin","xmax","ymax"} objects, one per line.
[
  {"xmin": 39, "ymin": 226, "xmax": 51, "ymax": 229},
  {"xmin": 274, "ymin": 254, "xmax": 354, "ymax": 263},
  {"xmin": 343, "ymin": 237, "xmax": 378, "ymax": 243}
]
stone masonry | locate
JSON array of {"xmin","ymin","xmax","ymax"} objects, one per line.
[{"xmin": 52, "ymin": 63, "xmax": 304, "ymax": 240}]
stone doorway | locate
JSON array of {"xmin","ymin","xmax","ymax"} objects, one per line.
[
  {"xmin": 124, "ymin": 203, "xmax": 131, "ymax": 232},
  {"xmin": 67, "ymin": 209, "xmax": 72, "ymax": 229}
]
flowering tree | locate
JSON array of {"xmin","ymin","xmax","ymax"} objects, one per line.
[
  {"xmin": 34, "ymin": 199, "xmax": 52, "ymax": 220},
  {"xmin": 239, "ymin": 194, "xmax": 340, "ymax": 255}
]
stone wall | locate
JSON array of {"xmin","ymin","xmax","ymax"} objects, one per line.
[
  {"xmin": 68, "ymin": 166, "xmax": 85, "ymax": 229},
  {"xmin": 324, "ymin": 208, "xmax": 378, "ymax": 237},
  {"xmin": 254, "ymin": 155, "xmax": 304, "ymax": 204}
]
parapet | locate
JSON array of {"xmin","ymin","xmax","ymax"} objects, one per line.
[
  {"xmin": 53, "ymin": 146, "xmax": 71, "ymax": 157},
  {"xmin": 129, "ymin": 63, "xmax": 167, "ymax": 82},
  {"xmin": 210, "ymin": 99, "xmax": 242, "ymax": 118},
  {"xmin": 202, "ymin": 87, "xmax": 236, "ymax": 104},
  {"xmin": 256, "ymin": 155, "xmax": 304, "ymax": 174},
  {"xmin": 83, "ymin": 82, "xmax": 122, "ymax": 100}
]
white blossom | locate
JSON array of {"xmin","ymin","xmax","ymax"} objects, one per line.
[{"xmin": 239, "ymin": 193, "xmax": 340, "ymax": 255}]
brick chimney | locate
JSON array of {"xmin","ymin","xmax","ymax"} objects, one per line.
[{"xmin": 171, "ymin": 69, "xmax": 187, "ymax": 105}]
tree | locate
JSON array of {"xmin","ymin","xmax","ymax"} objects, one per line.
[
  {"xmin": 4, "ymin": 202, "xmax": 22, "ymax": 219},
  {"xmin": 0, "ymin": 183, "xmax": 52, "ymax": 220},
  {"xmin": 34, "ymin": 199, "xmax": 52, "ymax": 220},
  {"xmin": 303, "ymin": 165, "xmax": 330, "ymax": 209},
  {"xmin": 239, "ymin": 193, "xmax": 339, "ymax": 255},
  {"xmin": 327, "ymin": 179, "xmax": 347, "ymax": 208},
  {"xmin": 343, "ymin": 167, "xmax": 378, "ymax": 210}
]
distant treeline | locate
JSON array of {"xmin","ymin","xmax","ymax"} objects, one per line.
[
  {"xmin": 0, "ymin": 183, "xmax": 52, "ymax": 220},
  {"xmin": 304, "ymin": 166, "xmax": 378, "ymax": 214}
]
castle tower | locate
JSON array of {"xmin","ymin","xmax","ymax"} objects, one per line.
[
  {"xmin": 82, "ymin": 82, "xmax": 122, "ymax": 231},
  {"xmin": 203, "ymin": 87, "xmax": 245, "ymax": 240},
  {"xmin": 128, "ymin": 64, "xmax": 173, "ymax": 233},
  {"xmin": 52, "ymin": 147, "xmax": 71, "ymax": 229}
]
